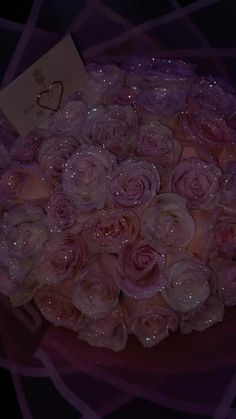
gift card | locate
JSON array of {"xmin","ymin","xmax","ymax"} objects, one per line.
[{"xmin": 0, "ymin": 35, "xmax": 87, "ymax": 136}]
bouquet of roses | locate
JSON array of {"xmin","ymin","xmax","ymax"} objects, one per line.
[{"xmin": 1, "ymin": 57, "xmax": 236, "ymax": 353}]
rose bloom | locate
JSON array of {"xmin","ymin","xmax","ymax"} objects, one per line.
[
  {"xmin": 82, "ymin": 209, "xmax": 140, "ymax": 254},
  {"xmin": 82, "ymin": 104, "xmax": 138, "ymax": 159},
  {"xmin": 2, "ymin": 202, "xmax": 48, "ymax": 261},
  {"xmin": 47, "ymin": 189, "xmax": 77, "ymax": 231},
  {"xmin": 11, "ymin": 130, "xmax": 44, "ymax": 162},
  {"xmin": 213, "ymin": 215, "xmax": 236, "ymax": 258},
  {"xmin": 181, "ymin": 111, "xmax": 236, "ymax": 148},
  {"xmin": 211, "ymin": 259, "xmax": 236, "ymax": 307},
  {"xmin": 34, "ymin": 286, "xmax": 82, "ymax": 331},
  {"xmin": 187, "ymin": 77, "xmax": 236, "ymax": 116},
  {"xmin": 179, "ymin": 295, "xmax": 224, "ymax": 334},
  {"xmin": 72, "ymin": 254, "xmax": 120, "ymax": 319},
  {"xmin": 219, "ymin": 162, "xmax": 236, "ymax": 213},
  {"xmin": 0, "ymin": 168, "xmax": 27, "ymax": 201},
  {"xmin": 78, "ymin": 307, "xmax": 127, "ymax": 352},
  {"xmin": 8, "ymin": 222, "xmax": 48, "ymax": 260},
  {"xmin": 122, "ymin": 293, "xmax": 178, "ymax": 348},
  {"xmin": 136, "ymin": 85, "xmax": 188, "ymax": 123},
  {"xmin": 63, "ymin": 146, "xmax": 115, "ymax": 212},
  {"xmin": 114, "ymin": 239, "xmax": 166, "ymax": 298},
  {"xmin": 103, "ymin": 85, "xmax": 141, "ymax": 107},
  {"xmin": 133, "ymin": 123, "xmax": 182, "ymax": 168},
  {"xmin": 38, "ymin": 135, "xmax": 80, "ymax": 185},
  {"xmin": 170, "ymin": 158, "xmax": 221, "ymax": 209},
  {"xmin": 49, "ymin": 100, "xmax": 88, "ymax": 136},
  {"xmin": 162, "ymin": 254, "xmax": 210, "ymax": 313},
  {"xmin": 80, "ymin": 63, "xmax": 125, "ymax": 106},
  {"xmin": 141, "ymin": 193, "xmax": 195, "ymax": 248},
  {"xmin": 32, "ymin": 233, "xmax": 86, "ymax": 285},
  {"xmin": 111, "ymin": 159, "xmax": 160, "ymax": 212}
]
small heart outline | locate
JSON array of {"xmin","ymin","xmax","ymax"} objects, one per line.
[{"xmin": 37, "ymin": 80, "xmax": 64, "ymax": 112}]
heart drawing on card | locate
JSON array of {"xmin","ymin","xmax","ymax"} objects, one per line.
[{"xmin": 37, "ymin": 80, "xmax": 64, "ymax": 112}]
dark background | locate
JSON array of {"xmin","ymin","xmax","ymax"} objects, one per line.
[{"xmin": 0, "ymin": 1, "xmax": 235, "ymax": 417}]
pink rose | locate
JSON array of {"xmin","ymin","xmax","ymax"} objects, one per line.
[
  {"xmin": 87, "ymin": 63, "xmax": 124, "ymax": 88},
  {"xmin": 114, "ymin": 239, "xmax": 166, "ymax": 298},
  {"xmin": 133, "ymin": 123, "xmax": 182, "ymax": 168},
  {"xmin": 170, "ymin": 158, "xmax": 221, "ymax": 209},
  {"xmin": 82, "ymin": 209, "xmax": 140, "ymax": 254},
  {"xmin": 72, "ymin": 255, "xmax": 120, "ymax": 319},
  {"xmin": 162, "ymin": 254, "xmax": 210, "ymax": 312},
  {"xmin": 136, "ymin": 86, "xmax": 188, "ymax": 123},
  {"xmin": 81, "ymin": 63, "xmax": 125, "ymax": 106},
  {"xmin": 187, "ymin": 77, "xmax": 236, "ymax": 116},
  {"xmin": 47, "ymin": 189, "xmax": 77, "ymax": 231},
  {"xmin": 78, "ymin": 307, "xmax": 127, "ymax": 352},
  {"xmin": 8, "ymin": 222, "xmax": 48, "ymax": 260},
  {"xmin": 213, "ymin": 215, "xmax": 236, "ymax": 258},
  {"xmin": 38, "ymin": 135, "xmax": 80, "ymax": 185},
  {"xmin": 211, "ymin": 259, "xmax": 236, "ymax": 307},
  {"xmin": 0, "ymin": 204, "xmax": 42, "ymax": 288},
  {"xmin": 111, "ymin": 159, "xmax": 160, "ymax": 212},
  {"xmin": 0, "ymin": 163, "xmax": 51, "ymax": 202},
  {"xmin": 103, "ymin": 85, "xmax": 141, "ymax": 107},
  {"xmin": 141, "ymin": 193, "xmax": 195, "ymax": 248},
  {"xmin": 179, "ymin": 296, "xmax": 224, "ymax": 334},
  {"xmin": 62, "ymin": 146, "xmax": 116, "ymax": 212},
  {"xmin": 122, "ymin": 293, "xmax": 178, "ymax": 348},
  {"xmin": 49, "ymin": 101, "xmax": 88, "ymax": 136},
  {"xmin": 0, "ymin": 167, "xmax": 28, "ymax": 201},
  {"xmin": 219, "ymin": 162, "xmax": 236, "ymax": 213},
  {"xmin": 2, "ymin": 203, "xmax": 48, "ymax": 261},
  {"xmin": 11, "ymin": 130, "xmax": 44, "ymax": 162},
  {"xmin": 181, "ymin": 111, "xmax": 236, "ymax": 147},
  {"xmin": 34, "ymin": 286, "xmax": 82, "ymax": 331},
  {"xmin": 33, "ymin": 233, "xmax": 86, "ymax": 285},
  {"xmin": 82, "ymin": 105, "xmax": 138, "ymax": 159}
]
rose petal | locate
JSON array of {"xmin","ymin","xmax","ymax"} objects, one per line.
[
  {"xmin": 179, "ymin": 295, "xmax": 224, "ymax": 333},
  {"xmin": 82, "ymin": 104, "xmax": 138, "ymax": 159},
  {"xmin": 47, "ymin": 189, "xmax": 77, "ymax": 231},
  {"xmin": 11, "ymin": 130, "xmax": 44, "ymax": 162},
  {"xmin": 63, "ymin": 146, "xmax": 116, "ymax": 212},
  {"xmin": 122, "ymin": 293, "xmax": 178, "ymax": 348},
  {"xmin": 49, "ymin": 100, "xmax": 88, "ymax": 136},
  {"xmin": 82, "ymin": 209, "xmax": 140, "ymax": 254},
  {"xmin": 170, "ymin": 158, "xmax": 221, "ymax": 209},
  {"xmin": 34, "ymin": 286, "xmax": 82, "ymax": 331},
  {"xmin": 72, "ymin": 254, "xmax": 120, "ymax": 319},
  {"xmin": 210, "ymin": 258, "xmax": 236, "ymax": 307},
  {"xmin": 38, "ymin": 135, "xmax": 80, "ymax": 185},
  {"xmin": 111, "ymin": 159, "xmax": 160, "ymax": 212},
  {"xmin": 78, "ymin": 307, "xmax": 127, "ymax": 352},
  {"xmin": 162, "ymin": 254, "xmax": 210, "ymax": 312},
  {"xmin": 133, "ymin": 123, "xmax": 182, "ymax": 168},
  {"xmin": 187, "ymin": 77, "xmax": 236, "ymax": 116},
  {"xmin": 115, "ymin": 239, "xmax": 166, "ymax": 298},
  {"xmin": 32, "ymin": 233, "xmax": 86, "ymax": 285},
  {"xmin": 181, "ymin": 111, "xmax": 236, "ymax": 148},
  {"xmin": 141, "ymin": 193, "xmax": 195, "ymax": 248},
  {"xmin": 213, "ymin": 215, "xmax": 236, "ymax": 258}
]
